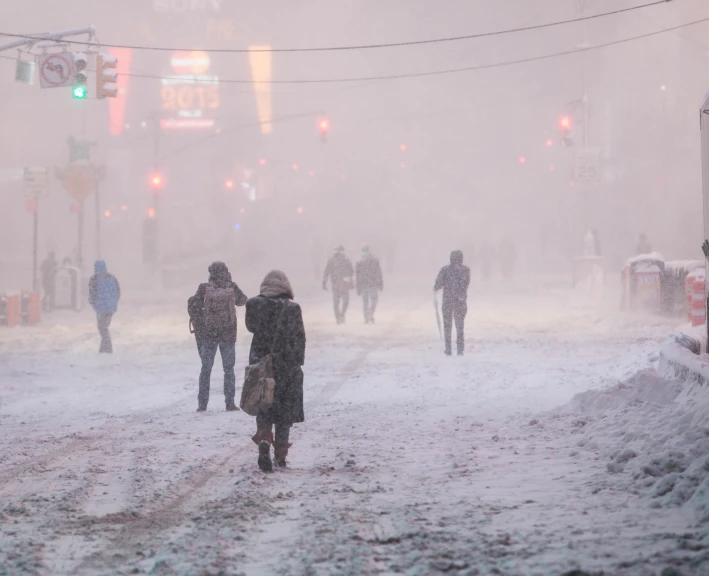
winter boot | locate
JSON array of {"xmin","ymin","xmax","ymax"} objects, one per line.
[
  {"xmin": 196, "ymin": 405, "xmax": 207, "ymax": 412},
  {"xmin": 258, "ymin": 441, "xmax": 273, "ymax": 472},
  {"xmin": 274, "ymin": 443, "xmax": 292, "ymax": 469},
  {"xmin": 225, "ymin": 403, "xmax": 239, "ymax": 412},
  {"xmin": 252, "ymin": 430, "xmax": 274, "ymax": 473}
]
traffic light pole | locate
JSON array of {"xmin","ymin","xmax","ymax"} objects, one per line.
[{"xmin": 0, "ymin": 27, "xmax": 96, "ymax": 55}]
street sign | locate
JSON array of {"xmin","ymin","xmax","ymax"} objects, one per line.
[
  {"xmin": 15, "ymin": 59, "xmax": 35, "ymax": 85},
  {"xmin": 23, "ymin": 166, "xmax": 49, "ymax": 198},
  {"xmin": 55, "ymin": 163, "xmax": 99, "ymax": 202},
  {"xmin": 574, "ymin": 147, "xmax": 600, "ymax": 186},
  {"xmin": 38, "ymin": 53, "xmax": 75, "ymax": 88}
]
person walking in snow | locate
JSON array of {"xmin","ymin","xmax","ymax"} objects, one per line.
[
  {"xmin": 190, "ymin": 261, "xmax": 247, "ymax": 412},
  {"xmin": 356, "ymin": 245, "xmax": 384, "ymax": 324},
  {"xmin": 88, "ymin": 260, "xmax": 121, "ymax": 354},
  {"xmin": 322, "ymin": 245, "xmax": 354, "ymax": 324},
  {"xmin": 434, "ymin": 250, "xmax": 471, "ymax": 356},
  {"xmin": 40, "ymin": 251, "xmax": 58, "ymax": 312},
  {"xmin": 246, "ymin": 270, "xmax": 306, "ymax": 472}
]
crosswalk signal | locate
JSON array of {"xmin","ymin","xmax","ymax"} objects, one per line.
[
  {"xmin": 73, "ymin": 52, "xmax": 88, "ymax": 99},
  {"xmin": 96, "ymin": 53, "xmax": 118, "ymax": 99}
]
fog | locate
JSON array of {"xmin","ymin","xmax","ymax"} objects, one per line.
[{"xmin": 1, "ymin": 0, "xmax": 708, "ymax": 290}]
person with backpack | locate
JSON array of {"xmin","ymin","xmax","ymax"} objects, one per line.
[
  {"xmin": 355, "ymin": 245, "xmax": 384, "ymax": 324},
  {"xmin": 434, "ymin": 250, "xmax": 471, "ymax": 356},
  {"xmin": 189, "ymin": 261, "xmax": 248, "ymax": 412},
  {"xmin": 88, "ymin": 260, "xmax": 121, "ymax": 353},
  {"xmin": 246, "ymin": 270, "xmax": 306, "ymax": 471},
  {"xmin": 322, "ymin": 245, "xmax": 354, "ymax": 324}
]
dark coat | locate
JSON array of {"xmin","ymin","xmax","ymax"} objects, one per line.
[
  {"xmin": 323, "ymin": 253, "xmax": 354, "ymax": 290},
  {"xmin": 189, "ymin": 263, "xmax": 247, "ymax": 343},
  {"xmin": 356, "ymin": 255, "xmax": 384, "ymax": 293},
  {"xmin": 89, "ymin": 260, "xmax": 121, "ymax": 314},
  {"xmin": 245, "ymin": 295, "xmax": 306, "ymax": 425},
  {"xmin": 434, "ymin": 251, "xmax": 470, "ymax": 307}
]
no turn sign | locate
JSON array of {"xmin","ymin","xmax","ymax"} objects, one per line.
[{"xmin": 38, "ymin": 53, "xmax": 75, "ymax": 88}]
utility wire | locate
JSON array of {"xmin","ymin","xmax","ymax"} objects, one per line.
[
  {"xmin": 0, "ymin": 0, "xmax": 675, "ymax": 53},
  {"xmin": 1, "ymin": 14, "xmax": 705, "ymax": 86},
  {"xmin": 119, "ymin": 15, "xmax": 709, "ymax": 85}
]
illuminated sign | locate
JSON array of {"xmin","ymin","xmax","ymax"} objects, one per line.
[
  {"xmin": 161, "ymin": 50, "xmax": 219, "ymax": 130},
  {"xmin": 154, "ymin": 0, "xmax": 224, "ymax": 11}
]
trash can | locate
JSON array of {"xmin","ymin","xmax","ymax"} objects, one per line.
[{"xmin": 622, "ymin": 255, "xmax": 665, "ymax": 312}]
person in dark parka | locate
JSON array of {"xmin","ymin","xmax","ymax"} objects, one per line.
[
  {"xmin": 322, "ymin": 246, "xmax": 354, "ymax": 324},
  {"xmin": 434, "ymin": 250, "xmax": 471, "ymax": 356},
  {"xmin": 190, "ymin": 261, "xmax": 247, "ymax": 412},
  {"xmin": 246, "ymin": 270, "xmax": 306, "ymax": 472},
  {"xmin": 88, "ymin": 260, "xmax": 121, "ymax": 353},
  {"xmin": 355, "ymin": 245, "xmax": 384, "ymax": 324},
  {"xmin": 40, "ymin": 251, "xmax": 58, "ymax": 312}
]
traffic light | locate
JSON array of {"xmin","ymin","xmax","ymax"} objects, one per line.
[
  {"xmin": 96, "ymin": 53, "xmax": 118, "ymax": 99},
  {"xmin": 318, "ymin": 118, "xmax": 329, "ymax": 142},
  {"xmin": 559, "ymin": 115, "xmax": 573, "ymax": 147},
  {"xmin": 224, "ymin": 179, "xmax": 235, "ymax": 189},
  {"xmin": 73, "ymin": 52, "xmax": 88, "ymax": 99},
  {"xmin": 149, "ymin": 173, "xmax": 163, "ymax": 191}
]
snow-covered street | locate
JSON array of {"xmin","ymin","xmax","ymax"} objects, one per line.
[{"xmin": 2, "ymin": 281, "xmax": 708, "ymax": 575}]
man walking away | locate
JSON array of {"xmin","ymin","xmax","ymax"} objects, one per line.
[
  {"xmin": 434, "ymin": 250, "xmax": 470, "ymax": 356},
  {"xmin": 40, "ymin": 251, "xmax": 58, "ymax": 312},
  {"xmin": 190, "ymin": 261, "xmax": 247, "ymax": 412},
  {"xmin": 88, "ymin": 260, "xmax": 121, "ymax": 353},
  {"xmin": 356, "ymin": 245, "xmax": 384, "ymax": 324},
  {"xmin": 322, "ymin": 245, "xmax": 354, "ymax": 324}
]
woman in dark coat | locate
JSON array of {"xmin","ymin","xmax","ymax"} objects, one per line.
[{"xmin": 245, "ymin": 270, "xmax": 306, "ymax": 471}]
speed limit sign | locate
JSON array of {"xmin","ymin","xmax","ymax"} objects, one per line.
[{"xmin": 574, "ymin": 148, "xmax": 600, "ymax": 186}]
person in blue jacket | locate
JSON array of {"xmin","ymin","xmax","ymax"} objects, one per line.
[{"xmin": 88, "ymin": 260, "xmax": 121, "ymax": 353}]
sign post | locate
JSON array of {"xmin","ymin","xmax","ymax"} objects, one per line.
[
  {"xmin": 24, "ymin": 167, "xmax": 48, "ymax": 290},
  {"xmin": 699, "ymin": 91, "xmax": 709, "ymax": 342}
]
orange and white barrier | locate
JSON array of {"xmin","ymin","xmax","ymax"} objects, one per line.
[{"xmin": 691, "ymin": 272, "xmax": 706, "ymax": 327}]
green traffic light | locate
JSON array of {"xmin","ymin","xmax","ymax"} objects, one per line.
[{"xmin": 73, "ymin": 85, "xmax": 88, "ymax": 99}]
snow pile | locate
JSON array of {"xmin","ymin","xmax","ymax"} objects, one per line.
[{"xmin": 554, "ymin": 369, "xmax": 709, "ymax": 527}]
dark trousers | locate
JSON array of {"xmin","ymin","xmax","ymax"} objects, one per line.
[
  {"xmin": 333, "ymin": 288, "xmax": 350, "ymax": 321},
  {"xmin": 361, "ymin": 288, "xmax": 379, "ymax": 321},
  {"xmin": 442, "ymin": 302, "xmax": 467, "ymax": 355},
  {"xmin": 256, "ymin": 412, "xmax": 291, "ymax": 445},
  {"xmin": 198, "ymin": 340, "xmax": 236, "ymax": 408},
  {"xmin": 97, "ymin": 312, "xmax": 113, "ymax": 353}
]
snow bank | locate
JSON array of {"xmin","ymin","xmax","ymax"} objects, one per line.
[
  {"xmin": 552, "ymin": 367, "xmax": 709, "ymax": 538},
  {"xmin": 659, "ymin": 332, "xmax": 708, "ymax": 384}
]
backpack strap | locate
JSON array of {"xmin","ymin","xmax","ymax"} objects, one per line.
[{"xmin": 270, "ymin": 302, "xmax": 287, "ymax": 354}]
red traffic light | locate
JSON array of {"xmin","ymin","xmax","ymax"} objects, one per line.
[
  {"xmin": 149, "ymin": 173, "xmax": 163, "ymax": 191},
  {"xmin": 559, "ymin": 116, "xmax": 572, "ymax": 130},
  {"xmin": 225, "ymin": 179, "xmax": 235, "ymax": 190},
  {"xmin": 318, "ymin": 118, "xmax": 330, "ymax": 142}
]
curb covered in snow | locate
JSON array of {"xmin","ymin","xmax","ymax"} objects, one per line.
[{"xmin": 659, "ymin": 332, "xmax": 708, "ymax": 387}]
